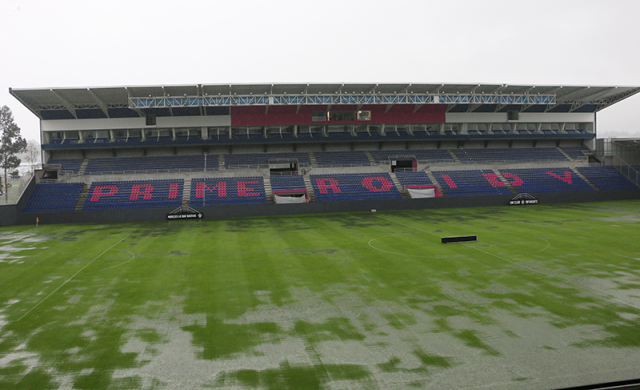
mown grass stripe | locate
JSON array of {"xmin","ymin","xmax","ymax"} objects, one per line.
[{"xmin": 16, "ymin": 234, "xmax": 129, "ymax": 322}]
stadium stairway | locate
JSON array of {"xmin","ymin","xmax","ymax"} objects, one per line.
[
  {"xmin": 571, "ymin": 167, "xmax": 600, "ymax": 190},
  {"xmin": 448, "ymin": 149, "xmax": 461, "ymax": 163},
  {"xmin": 74, "ymin": 183, "xmax": 91, "ymax": 211},
  {"xmin": 389, "ymin": 172, "xmax": 409, "ymax": 199},
  {"xmin": 365, "ymin": 151, "xmax": 377, "ymax": 166},
  {"xmin": 557, "ymin": 147, "xmax": 573, "ymax": 161},
  {"xmin": 78, "ymin": 159, "xmax": 89, "ymax": 175},
  {"xmin": 182, "ymin": 180, "xmax": 191, "ymax": 208},
  {"xmin": 303, "ymin": 176, "xmax": 317, "ymax": 202},
  {"xmin": 493, "ymin": 169, "xmax": 519, "ymax": 194},
  {"xmin": 426, "ymin": 171, "xmax": 447, "ymax": 196},
  {"xmin": 263, "ymin": 177, "xmax": 275, "ymax": 203},
  {"xmin": 218, "ymin": 154, "xmax": 224, "ymax": 170},
  {"xmin": 309, "ymin": 152, "xmax": 319, "ymax": 168}
]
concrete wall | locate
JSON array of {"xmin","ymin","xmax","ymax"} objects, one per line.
[
  {"xmin": 146, "ymin": 148, "xmax": 175, "ymax": 157},
  {"xmin": 85, "ymin": 149, "xmax": 116, "ymax": 159},
  {"xmin": 353, "ymin": 142, "xmax": 379, "ymax": 151},
  {"xmin": 116, "ymin": 149, "xmax": 145, "ymax": 158},
  {"xmin": 296, "ymin": 143, "xmax": 323, "ymax": 152},
  {"xmin": 380, "ymin": 142, "xmax": 407, "ymax": 150},
  {"xmin": 0, "ymin": 176, "xmax": 36, "ymax": 227},
  {"xmin": 41, "ymin": 116, "xmax": 231, "ymax": 132},
  {"xmin": 511, "ymin": 140, "xmax": 536, "ymax": 148},
  {"xmin": 231, "ymin": 144, "xmax": 264, "ymax": 154},
  {"xmin": 409, "ymin": 142, "xmax": 438, "ymax": 150},
  {"xmin": 324, "ymin": 143, "xmax": 352, "ymax": 152},
  {"xmin": 266, "ymin": 144, "xmax": 294, "ymax": 153},
  {"xmin": 51, "ymin": 150, "xmax": 84, "ymax": 160}
]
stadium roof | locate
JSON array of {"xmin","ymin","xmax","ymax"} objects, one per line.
[{"xmin": 10, "ymin": 83, "xmax": 640, "ymax": 120}]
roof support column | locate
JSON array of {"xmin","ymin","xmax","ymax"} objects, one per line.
[{"xmin": 460, "ymin": 123, "xmax": 468, "ymax": 135}]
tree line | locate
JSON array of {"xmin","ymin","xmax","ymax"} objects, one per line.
[{"xmin": 0, "ymin": 106, "xmax": 27, "ymax": 200}]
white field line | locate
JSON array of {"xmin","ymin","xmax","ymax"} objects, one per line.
[
  {"xmin": 85, "ymin": 250, "xmax": 136, "ymax": 274},
  {"xmin": 16, "ymin": 235, "xmax": 130, "ymax": 322}
]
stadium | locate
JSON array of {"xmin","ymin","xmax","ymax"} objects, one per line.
[{"xmin": 1, "ymin": 82, "xmax": 640, "ymax": 389}]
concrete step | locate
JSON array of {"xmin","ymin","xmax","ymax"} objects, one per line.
[
  {"xmin": 389, "ymin": 172, "xmax": 409, "ymax": 199},
  {"xmin": 571, "ymin": 167, "xmax": 600, "ymax": 190},
  {"xmin": 74, "ymin": 183, "xmax": 90, "ymax": 211},
  {"xmin": 557, "ymin": 147, "xmax": 573, "ymax": 161},
  {"xmin": 447, "ymin": 149, "xmax": 461, "ymax": 163},
  {"xmin": 365, "ymin": 150, "xmax": 377, "ymax": 166},
  {"xmin": 493, "ymin": 169, "xmax": 519, "ymax": 194},
  {"xmin": 263, "ymin": 177, "xmax": 275, "ymax": 204},
  {"xmin": 425, "ymin": 170, "xmax": 447, "ymax": 197},
  {"xmin": 303, "ymin": 176, "xmax": 317, "ymax": 202},
  {"xmin": 78, "ymin": 158, "xmax": 89, "ymax": 175},
  {"xmin": 309, "ymin": 152, "xmax": 318, "ymax": 168},
  {"xmin": 182, "ymin": 180, "xmax": 191, "ymax": 207}
]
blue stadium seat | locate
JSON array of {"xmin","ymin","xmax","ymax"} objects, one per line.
[
  {"xmin": 270, "ymin": 175, "xmax": 306, "ymax": 192},
  {"xmin": 84, "ymin": 155, "xmax": 216, "ymax": 174},
  {"xmin": 83, "ymin": 179, "xmax": 184, "ymax": 210},
  {"xmin": 562, "ymin": 147, "xmax": 590, "ymax": 160},
  {"xmin": 314, "ymin": 151, "xmax": 371, "ymax": 167},
  {"xmin": 225, "ymin": 153, "xmax": 311, "ymax": 168},
  {"xmin": 310, "ymin": 173, "xmax": 401, "ymax": 202},
  {"xmin": 577, "ymin": 167, "xmax": 638, "ymax": 190},
  {"xmin": 190, "ymin": 177, "xmax": 267, "ymax": 206},
  {"xmin": 394, "ymin": 171, "xmax": 434, "ymax": 187},
  {"xmin": 453, "ymin": 148, "xmax": 569, "ymax": 163},
  {"xmin": 498, "ymin": 168, "xmax": 593, "ymax": 193},
  {"xmin": 433, "ymin": 170, "xmax": 513, "ymax": 196},
  {"xmin": 22, "ymin": 183, "xmax": 85, "ymax": 213},
  {"xmin": 370, "ymin": 149, "xmax": 454, "ymax": 164},
  {"xmin": 46, "ymin": 159, "xmax": 83, "ymax": 174}
]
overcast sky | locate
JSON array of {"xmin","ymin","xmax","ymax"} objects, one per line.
[{"xmin": 1, "ymin": 0, "xmax": 639, "ymax": 142}]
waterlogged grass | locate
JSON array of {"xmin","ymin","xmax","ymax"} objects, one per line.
[{"xmin": 0, "ymin": 200, "xmax": 639, "ymax": 389}]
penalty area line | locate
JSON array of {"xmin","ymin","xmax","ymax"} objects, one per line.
[{"xmin": 16, "ymin": 234, "xmax": 130, "ymax": 322}]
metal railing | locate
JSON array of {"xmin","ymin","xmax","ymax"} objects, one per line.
[
  {"xmin": 315, "ymin": 163, "xmax": 373, "ymax": 168},
  {"xmin": 226, "ymin": 164, "xmax": 269, "ymax": 169},
  {"xmin": 270, "ymin": 171, "xmax": 301, "ymax": 176},
  {"xmin": 0, "ymin": 174, "xmax": 34, "ymax": 205},
  {"xmin": 453, "ymin": 157, "xmax": 587, "ymax": 164},
  {"xmin": 613, "ymin": 155, "xmax": 640, "ymax": 187},
  {"xmin": 84, "ymin": 167, "xmax": 215, "ymax": 176}
]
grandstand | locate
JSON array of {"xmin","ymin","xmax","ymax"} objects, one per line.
[{"xmin": 4, "ymin": 82, "xmax": 640, "ymax": 224}]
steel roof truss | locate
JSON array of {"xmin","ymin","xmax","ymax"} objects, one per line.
[
  {"xmin": 87, "ymin": 89, "xmax": 110, "ymax": 118},
  {"xmin": 50, "ymin": 90, "xmax": 78, "ymax": 119}
]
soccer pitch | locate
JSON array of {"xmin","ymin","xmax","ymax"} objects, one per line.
[{"xmin": 1, "ymin": 200, "xmax": 640, "ymax": 389}]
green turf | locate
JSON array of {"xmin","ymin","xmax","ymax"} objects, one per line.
[{"xmin": 1, "ymin": 200, "xmax": 640, "ymax": 389}]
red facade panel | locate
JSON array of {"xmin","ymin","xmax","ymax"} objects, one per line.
[{"xmin": 230, "ymin": 104, "xmax": 447, "ymax": 126}]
